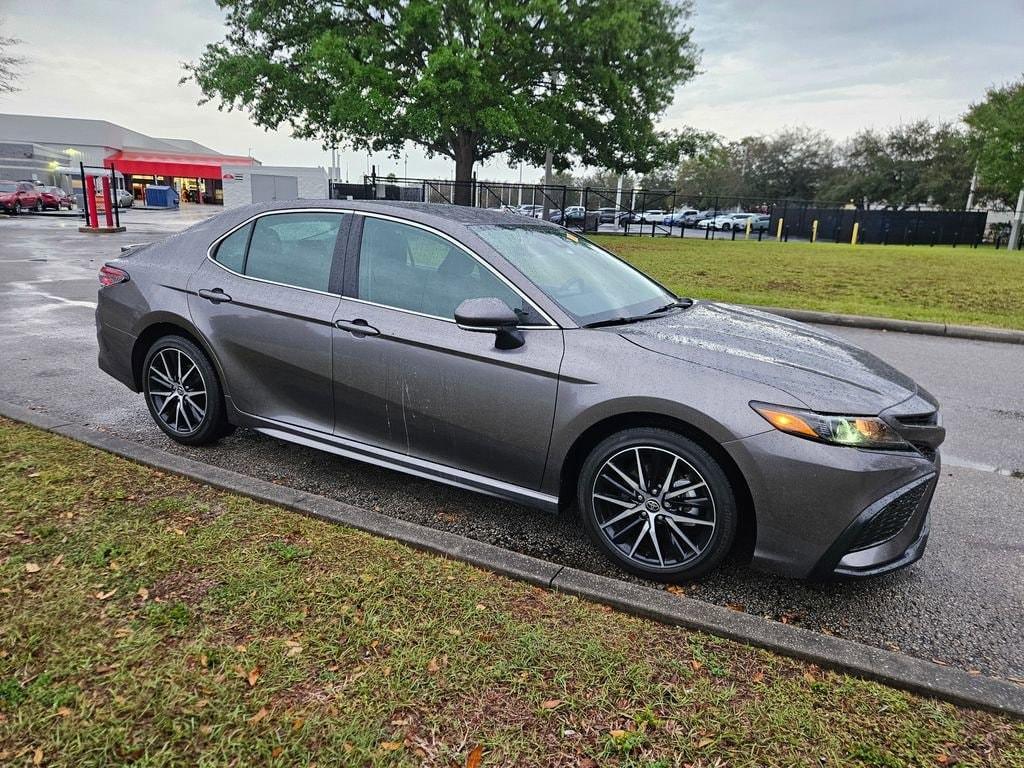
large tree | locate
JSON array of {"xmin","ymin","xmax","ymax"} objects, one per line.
[
  {"xmin": 187, "ymin": 0, "xmax": 700, "ymax": 204},
  {"xmin": 964, "ymin": 76, "xmax": 1024, "ymax": 205}
]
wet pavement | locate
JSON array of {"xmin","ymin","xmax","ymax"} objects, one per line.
[{"xmin": 1, "ymin": 208, "xmax": 1022, "ymax": 682}]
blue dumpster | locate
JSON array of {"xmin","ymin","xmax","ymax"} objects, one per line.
[{"xmin": 145, "ymin": 185, "xmax": 179, "ymax": 208}]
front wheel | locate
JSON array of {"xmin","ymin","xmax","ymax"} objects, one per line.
[
  {"xmin": 578, "ymin": 428, "xmax": 737, "ymax": 582},
  {"xmin": 142, "ymin": 335, "xmax": 231, "ymax": 445}
]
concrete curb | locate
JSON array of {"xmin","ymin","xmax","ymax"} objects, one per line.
[
  {"xmin": 752, "ymin": 305, "xmax": 1024, "ymax": 345},
  {"xmin": 2, "ymin": 399, "xmax": 1022, "ymax": 719}
]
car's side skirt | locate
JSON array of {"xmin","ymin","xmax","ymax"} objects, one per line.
[{"xmin": 252, "ymin": 420, "xmax": 560, "ymax": 514}]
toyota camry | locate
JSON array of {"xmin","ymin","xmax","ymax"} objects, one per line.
[{"xmin": 96, "ymin": 201, "xmax": 945, "ymax": 582}]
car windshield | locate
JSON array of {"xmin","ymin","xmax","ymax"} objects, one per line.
[{"xmin": 472, "ymin": 225, "xmax": 675, "ymax": 326}]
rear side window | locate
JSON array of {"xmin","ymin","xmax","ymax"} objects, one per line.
[
  {"xmin": 245, "ymin": 213, "xmax": 344, "ymax": 292},
  {"xmin": 214, "ymin": 223, "xmax": 250, "ymax": 273}
]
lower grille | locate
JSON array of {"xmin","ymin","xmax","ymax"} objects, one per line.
[{"xmin": 847, "ymin": 483, "xmax": 929, "ymax": 552}]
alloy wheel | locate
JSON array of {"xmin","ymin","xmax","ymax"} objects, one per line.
[
  {"xmin": 146, "ymin": 348, "xmax": 208, "ymax": 435},
  {"xmin": 591, "ymin": 446, "xmax": 717, "ymax": 571}
]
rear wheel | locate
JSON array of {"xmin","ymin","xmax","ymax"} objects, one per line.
[
  {"xmin": 578, "ymin": 428, "xmax": 737, "ymax": 582},
  {"xmin": 13, "ymin": 202, "xmax": 21, "ymax": 215},
  {"xmin": 33, "ymin": 200, "xmax": 43, "ymax": 212},
  {"xmin": 142, "ymin": 335, "xmax": 230, "ymax": 445}
]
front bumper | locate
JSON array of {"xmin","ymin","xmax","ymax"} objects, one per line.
[{"xmin": 724, "ymin": 428, "xmax": 940, "ymax": 579}]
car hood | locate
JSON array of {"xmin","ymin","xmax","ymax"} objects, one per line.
[{"xmin": 617, "ymin": 302, "xmax": 921, "ymax": 414}]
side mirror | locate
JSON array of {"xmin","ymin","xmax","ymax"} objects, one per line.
[{"xmin": 455, "ymin": 297, "xmax": 524, "ymax": 350}]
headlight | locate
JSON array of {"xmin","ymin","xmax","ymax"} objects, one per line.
[{"xmin": 750, "ymin": 402, "xmax": 909, "ymax": 450}]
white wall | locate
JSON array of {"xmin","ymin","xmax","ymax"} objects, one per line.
[{"xmin": 221, "ymin": 164, "xmax": 328, "ymax": 209}]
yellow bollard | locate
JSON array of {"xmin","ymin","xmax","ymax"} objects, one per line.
[
  {"xmin": 745, "ymin": 218, "xmax": 752, "ymax": 239},
  {"xmin": 776, "ymin": 218, "xmax": 784, "ymax": 240},
  {"xmin": 811, "ymin": 219, "xmax": 818, "ymax": 243},
  {"xmin": 851, "ymin": 222, "xmax": 860, "ymax": 245}
]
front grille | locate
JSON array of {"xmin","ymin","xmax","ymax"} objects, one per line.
[
  {"xmin": 847, "ymin": 483, "xmax": 929, "ymax": 552},
  {"xmin": 895, "ymin": 412, "xmax": 938, "ymax": 427}
]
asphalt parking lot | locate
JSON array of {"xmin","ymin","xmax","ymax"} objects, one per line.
[{"xmin": 1, "ymin": 208, "xmax": 1022, "ymax": 682}]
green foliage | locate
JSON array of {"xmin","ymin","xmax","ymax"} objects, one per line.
[
  {"xmin": 186, "ymin": 0, "xmax": 701, "ymax": 200},
  {"xmin": 964, "ymin": 76, "xmax": 1024, "ymax": 203}
]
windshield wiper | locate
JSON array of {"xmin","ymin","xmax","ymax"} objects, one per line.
[{"xmin": 583, "ymin": 298, "xmax": 694, "ymax": 329}]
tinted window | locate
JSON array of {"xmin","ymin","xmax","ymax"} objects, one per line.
[
  {"xmin": 357, "ymin": 217, "xmax": 538, "ymax": 322},
  {"xmin": 245, "ymin": 213, "xmax": 344, "ymax": 292},
  {"xmin": 214, "ymin": 223, "xmax": 250, "ymax": 273}
]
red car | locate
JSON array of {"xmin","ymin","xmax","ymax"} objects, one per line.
[
  {"xmin": 38, "ymin": 185, "xmax": 74, "ymax": 211},
  {"xmin": 0, "ymin": 180, "xmax": 44, "ymax": 214}
]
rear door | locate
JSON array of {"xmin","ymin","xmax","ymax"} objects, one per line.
[
  {"xmin": 188, "ymin": 210, "xmax": 349, "ymax": 433},
  {"xmin": 332, "ymin": 214, "xmax": 564, "ymax": 489}
]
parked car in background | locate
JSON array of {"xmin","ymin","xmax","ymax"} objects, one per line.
[
  {"xmin": 597, "ymin": 207, "xmax": 620, "ymax": 224},
  {"xmin": 115, "ymin": 189, "xmax": 134, "ymax": 208},
  {"xmin": 720, "ymin": 213, "xmax": 757, "ymax": 231},
  {"xmin": 516, "ymin": 204, "xmax": 544, "ymax": 218},
  {"xmin": 619, "ymin": 209, "xmax": 666, "ymax": 227},
  {"xmin": 664, "ymin": 208, "xmax": 700, "ymax": 227},
  {"xmin": 96, "ymin": 200, "xmax": 945, "ymax": 583},
  {"xmin": 549, "ymin": 205, "xmax": 586, "ymax": 225},
  {"xmin": 752, "ymin": 214, "xmax": 772, "ymax": 232},
  {"xmin": 0, "ymin": 180, "xmax": 43, "ymax": 214},
  {"xmin": 38, "ymin": 185, "xmax": 74, "ymax": 211}
]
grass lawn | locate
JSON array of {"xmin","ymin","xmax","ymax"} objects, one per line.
[
  {"xmin": 1, "ymin": 419, "xmax": 1022, "ymax": 767},
  {"xmin": 592, "ymin": 236, "xmax": 1024, "ymax": 330}
]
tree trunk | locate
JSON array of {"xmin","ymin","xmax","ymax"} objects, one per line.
[{"xmin": 453, "ymin": 136, "xmax": 474, "ymax": 207}]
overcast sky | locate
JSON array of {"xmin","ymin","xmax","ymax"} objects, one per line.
[{"xmin": 2, "ymin": 0, "xmax": 1021, "ymax": 182}]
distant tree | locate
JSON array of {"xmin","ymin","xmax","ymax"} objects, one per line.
[
  {"xmin": 740, "ymin": 127, "xmax": 836, "ymax": 202},
  {"xmin": 0, "ymin": 19, "xmax": 23, "ymax": 95},
  {"xmin": 964, "ymin": 77, "xmax": 1024, "ymax": 205},
  {"xmin": 822, "ymin": 121, "xmax": 973, "ymax": 209},
  {"xmin": 187, "ymin": 0, "xmax": 700, "ymax": 205}
]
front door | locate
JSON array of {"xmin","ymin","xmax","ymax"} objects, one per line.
[
  {"xmin": 334, "ymin": 214, "xmax": 563, "ymax": 489},
  {"xmin": 187, "ymin": 210, "xmax": 349, "ymax": 433}
]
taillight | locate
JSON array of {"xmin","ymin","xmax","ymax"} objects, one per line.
[{"xmin": 99, "ymin": 265, "xmax": 129, "ymax": 287}]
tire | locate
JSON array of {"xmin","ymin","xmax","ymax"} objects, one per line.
[
  {"xmin": 142, "ymin": 335, "xmax": 231, "ymax": 446},
  {"xmin": 577, "ymin": 427, "xmax": 737, "ymax": 582},
  {"xmin": 13, "ymin": 202, "xmax": 21, "ymax": 215},
  {"xmin": 33, "ymin": 200, "xmax": 43, "ymax": 212}
]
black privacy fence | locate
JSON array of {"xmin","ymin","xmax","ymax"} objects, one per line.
[{"xmin": 329, "ymin": 176, "xmax": 1012, "ymax": 247}]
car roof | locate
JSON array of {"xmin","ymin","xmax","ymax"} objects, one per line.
[{"xmin": 224, "ymin": 198, "xmax": 567, "ymax": 236}]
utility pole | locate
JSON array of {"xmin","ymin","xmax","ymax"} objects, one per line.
[
  {"xmin": 966, "ymin": 164, "xmax": 978, "ymax": 210},
  {"xmin": 1008, "ymin": 187, "xmax": 1024, "ymax": 251}
]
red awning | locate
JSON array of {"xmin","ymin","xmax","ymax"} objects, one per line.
[{"xmin": 106, "ymin": 150, "xmax": 255, "ymax": 180}]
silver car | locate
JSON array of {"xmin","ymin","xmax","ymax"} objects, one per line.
[{"xmin": 96, "ymin": 201, "xmax": 944, "ymax": 582}]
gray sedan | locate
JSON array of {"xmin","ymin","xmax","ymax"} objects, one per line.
[{"xmin": 95, "ymin": 201, "xmax": 944, "ymax": 582}]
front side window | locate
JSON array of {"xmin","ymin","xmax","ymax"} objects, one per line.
[
  {"xmin": 472, "ymin": 225, "xmax": 674, "ymax": 326},
  {"xmin": 244, "ymin": 213, "xmax": 344, "ymax": 292},
  {"xmin": 357, "ymin": 216, "xmax": 542, "ymax": 322}
]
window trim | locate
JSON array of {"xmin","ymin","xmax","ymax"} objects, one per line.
[
  {"xmin": 349, "ymin": 211, "xmax": 559, "ymax": 330},
  {"xmin": 206, "ymin": 208, "xmax": 350, "ymax": 297}
]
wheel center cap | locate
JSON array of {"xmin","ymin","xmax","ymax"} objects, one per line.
[
  {"xmin": 645, "ymin": 499, "xmax": 661, "ymax": 512},
  {"xmin": 174, "ymin": 383, "xmax": 185, "ymax": 396}
]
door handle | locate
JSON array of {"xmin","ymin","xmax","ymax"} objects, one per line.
[
  {"xmin": 197, "ymin": 288, "xmax": 232, "ymax": 304},
  {"xmin": 335, "ymin": 319, "xmax": 380, "ymax": 337}
]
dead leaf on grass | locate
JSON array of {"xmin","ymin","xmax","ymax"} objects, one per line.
[
  {"xmin": 379, "ymin": 741, "xmax": 403, "ymax": 752},
  {"xmin": 95, "ymin": 588, "xmax": 117, "ymax": 600},
  {"xmin": 33, "ymin": 747, "xmax": 43, "ymax": 765},
  {"xmin": 697, "ymin": 737, "xmax": 715, "ymax": 748},
  {"xmin": 24, "ymin": 563, "xmax": 40, "ymax": 574},
  {"xmin": 466, "ymin": 744, "xmax": 483, "ymax": 768},
  {"xmin": 247, "ymin": 667, "xmax": 261, "ymax": 687},
  {"xmin": 540, "ymin": 699, "xmax": 562, "ymax": 710},
  {"xmin": 248, "ymin": 708, "xmax": 269, "ymax": 725}
]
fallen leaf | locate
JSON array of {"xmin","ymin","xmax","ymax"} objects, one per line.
[
  {"xmin": 27, "ymin": 471, "xmax": 41, "ymax": 478},
  {"xmin": 271, "ymin": 747, "xmax": 283, "ymax": 758},
  {"xmin": 475, "ymin": 603, "xmax": 487, "ymax": 611},
  {"xmin": 33, "ymin": 747, "xmax": 43, "ymax": 765},
  {"xmin": 246, "ymin": 667, "xmax": 261, "ymax": 687},
  {"xmin": 803, "ymin": 671, "xmax": 816, "ymax": 683},
  {"xmin": 199, "ymin": 724, "xmax": 212, "ymax": 736},
  {"xmin": 292, "ymin": 717, "xmax": 304, "ymax": 732},
  {"xmin": 466, "ymin": 744, "xmax": 483, "ymax": 768},
  {"xmin": 427, "ymin": 657, "xmax": 440, "ymax": 674},
  {"xmin": 249, "ymin": 707, "xmax": 269, "ymax": 725},
  {"xmin": 690, "ymin": 659, "xmax": 703, "ymax": 672},
  {"xmin": 725, "ymin": 602, "xmax": 746, "ymax": 612},
  {"xmin": 579, "ymin": 760, "xmax": 598, "ymax": 768},
  {"xmin": 50, "ymin": 554, "xmax": 64, "ymax": 567},
  {"xmin": 751, "ymin": 671, "xmax": 765, "ymax": 683},
  {"xmin": 540, "ymin": 699, "xmax": 562, "ymax": 710},
  {"xmin": 609, "ymin": 729, "xmax": 628, "ymax": 739},
  {"xmin": 56, "ymin": 707, "xmax": 72, "ymax": 718},
  {"xmin": 935, "ymin": 755, "xmax": 950, "ymax": 765},
  {"xmin": 24, "ymin": 563, "xmax": 41, "ymax": 574},
  {"xmin": 697, "ymin": 737, "xmax": 715, "ymax": 748},
  {"xmin": 666, "ymin": 584, "xmax": 686, "ymax": 595},
  {"xmin": 379, "ymin": 741, "xmax": 403, "ymax": 752},
  {"xmin": 95, "ymin": 589, "xmax": 117, "ymax": 600}
]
